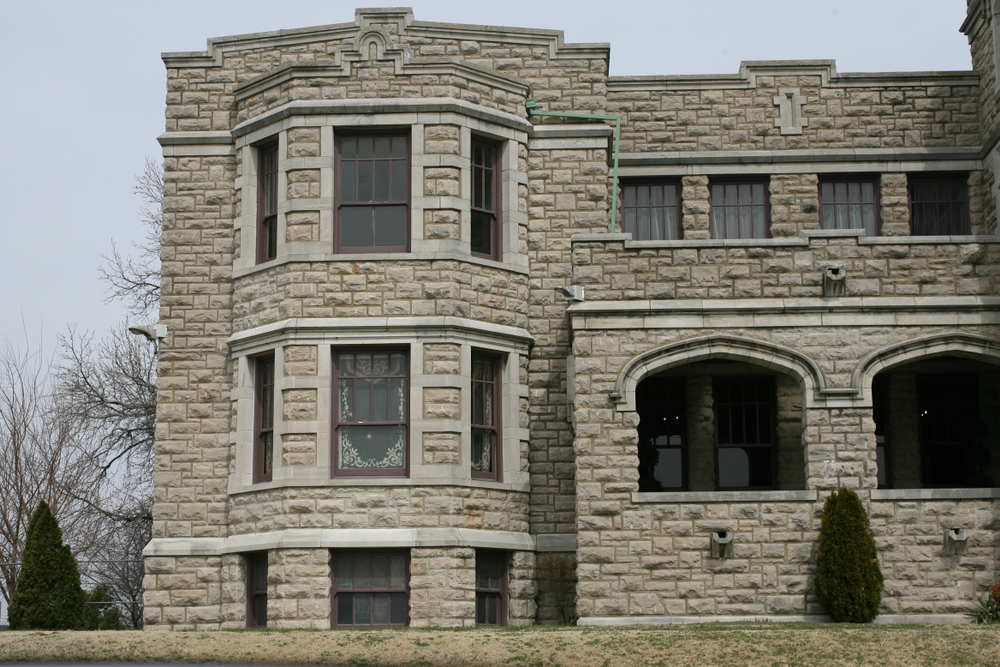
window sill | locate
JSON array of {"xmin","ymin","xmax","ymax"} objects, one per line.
[
  {"xmin": 232, "ymin": 250, "xmax": 530, "ymax": 279},
  {"xmin": 871, "ymin": 488, "xmax": 1000, "ymax": 500},
  {"xmin": 632, "ymin": 490, "xmax": 817, "ymax": 503}
]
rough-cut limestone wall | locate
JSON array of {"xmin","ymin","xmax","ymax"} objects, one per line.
[
  {"xmin": 143, "ymin": 556, "xmax": 224, "ymax": 629},
  {"xmin": 268, "ymin": 548, "xmax": 331, "ymax": 629},
  {"xmin": 610, "ymin": 76, "xmax": 979, "ymax": 152},
  {"xmin": 232, "ymin": 260, "xmax": 530, "ymax": 333},
  {"xmin": 228, "ymin": 486, "xmax": 529, "ymax": 534},
  {"xmin": 535, "ymin": 552, "xmax": 577, "ymax": 623},
  {"xmin": 872, "ymin": 499, "xmax": 1000, "ymax": 615},
  {"xmin": 219, "ymin": 554, "xmax": 246, "ymax": 628},
  {"xmin": 572, "ymin": 237, "xmax": 1000, "ymax": 302},
  {"xmin": 508, "ymin": 551, "xmax": 538, "ymax": 625},
  {"xmin": 570, "ymin": 321, "xmax": 998, "ymax": 617},
  {"xmin": 768, "ymin": 174, "xmax": 820, "ymax": 238},
  {"xmin": 526, "ymin": 143, "xmax": 611, "ymax": 540},
  {"xmin": 965, "ymin": 2, "xmax": 998, "ymax": 234},
  {"xmin": 409, "ymin": 547, "xmax": 476, "ymax": 627}
]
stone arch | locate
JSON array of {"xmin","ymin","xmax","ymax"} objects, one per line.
[
  {"xmin": 356, "ymin": 30, "xmax": 390, "ymax": 61},
  {"xmin": 853, "ymin": 331, "xmax": 1000, "ymax": 401},
  {"xmin": 611, "ymin": 334, "xmax": 827, "ymax": 411}
]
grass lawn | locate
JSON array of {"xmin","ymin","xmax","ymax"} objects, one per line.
[{"xmin": 0, "ymin": 623, "xmax": 998, "ymax": 666}]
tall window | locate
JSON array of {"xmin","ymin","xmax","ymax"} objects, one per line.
[
  {"xmin": 475, "ymin": 550, "xmax": 507, "ymax": 626},
  {"xmin": 336, "ymin": 134, "xmax": 409, "ymax": 253},
  {"xmin": 256, "ymin": 142, "xmax": 278, "ymax": 263},
  {"xmin": 714, "ymin": 377, "xmax": 776, "ymax": 490},
  {"xmin": 471, "ymin": 138, "xmax": 501, "ymax": 260},
  {"xmin": 334, "ymin": 350, "xmax": 408, "ymax": 477},
  {"xmin": 254, "ymin": 353, "xmax": 275, "ymax": 484},
  {"xmin": 622, "ymin": 182, "xmax": 682, "ymax": 241},
  {"xmin": 909, "ymin": 175, "xmax": 970, "ymax": 235},
  {"xmin": 245, "ymin": 552, "xmax": 268, "ymax": 628},
  {"xmin": 332, "ymin": 551, "xmax": 409, "ymax": 627},
  {"xmin": 636, "ymin": 377, "xmax": 686, "ymax": 492},
  {"xmin": 820, "ymin": 177, "xmax": 880, "ymax": 236},
  {"xmin": 710, "ymin": 180, "xmax": 769, "ymax": 239},
  {"xmin": 471, "ymin": 353, "xmax": 501, "ymax": 481}
]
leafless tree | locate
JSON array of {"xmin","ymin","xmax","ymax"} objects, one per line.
[
  {"xmin": 0, "ymin": 337, "xmax": 110, "ymax": 612},
  {"xmin": 100, "ymin": 157, "xmax": 162, "ymax": 318}
]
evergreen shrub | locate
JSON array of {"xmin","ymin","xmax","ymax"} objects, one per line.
[
  {"xmin": 8, "ymin": 501, "xmax": 87, "ymax": 630},
  {"xmin": 814, "ymin": 487, "xmax": 883, "ymax": 623}
]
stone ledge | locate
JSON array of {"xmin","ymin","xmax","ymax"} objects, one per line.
[
  {"xmin": 871, "ymin": 488, "xmax": 1000, "ymax": 501},
  {"xmin": 618, "ymin": 146, "xmax": 982, "ymax": 167},
  {"xmin": 145, "ymin": 528, "xmax": 539, "ymax": 556},
  {"xmin": 632, "ymin": 490, "xmax": 817, "ymax": 504}
]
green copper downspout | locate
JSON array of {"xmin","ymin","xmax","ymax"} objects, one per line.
[{"xmin": 525, "ymin": 99, "xmax": 622, "ymax": 233}]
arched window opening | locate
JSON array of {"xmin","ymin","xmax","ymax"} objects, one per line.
[
  {"xmin": 872, "ymin": 356, "xmax": 999, "ymax": 489},
  {"xmin": 635, "ymin": 361, "xmax": 806, "ymax": 492}
]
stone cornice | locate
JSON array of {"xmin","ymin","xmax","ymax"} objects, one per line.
[
  {"xmin": 230, "ymin": 98, "xmax": 533, "ymax": 139},
  {"xmin": 609, "ymin": 61, "xmax": 978, "ymax": 92},
  {"xmin": 226, "ymin": 316, "xmax": 534, "ymax": 352},
  {"xmin": 618, "ymin": 147, "xmax": 983, "ymax": 169}
]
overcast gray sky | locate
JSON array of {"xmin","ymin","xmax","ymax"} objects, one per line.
[{"xmin": 0, "ymin": 0, "xmax": 975, "ymax": 352}]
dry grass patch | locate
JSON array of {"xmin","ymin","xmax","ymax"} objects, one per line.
[{"xmin": 0, "ymin": 623, "xmax": 998, "ymax": 666}]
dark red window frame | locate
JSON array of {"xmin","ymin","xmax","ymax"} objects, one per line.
[
  {"xmin": 335, "ymin": 132, "xmax": 410, "ymax": 253},
  {"xmin": 621, "ymin": 180, "xmax": 683, "ymax": 241},
  {"xmin": 475, "ymin": 550, "xmax": 508, "ymax": 626},
  {"xmin": 253, "ymin": 353, "xmax": 275, "ymax": 484},
  {"xmin": 471, "ymin": 137, "xmax": 502, "ymax": 260},
  {"xmin": 245, "ymin": 551, "xmax": 268, "ymax": 628},
  {"xmin": 331, "ymin": 550, "xmax": 409, "ymax": 628},
  {"xmin": 332, "ymin": 349, "xmax": 409, "ymax": 478},
  {"xmin": 819, "ymin": 176, "xmax": 881, "ymax": 236},
  {"xmin": 908, "ymin": 174, "xmax": 971, "ymax": 236},
  {"xmin": 714, "ymin": 376, "xmax": 777, "ymax": 491},
  {"xmin": 256, "ymin": 142, "xmax": 279, "ymax": 263},
  {"xmin": 709, "ymin": 178, "xmax": 770, "ymax": 240},
  {"xmin": 471, "ymin": 352, "xmax": 502, "ymax": 481}
]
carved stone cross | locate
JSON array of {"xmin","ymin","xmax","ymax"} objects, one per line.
[{"xmin": 773, "ymin": 87, "xmax": 808, "ymax": 135}]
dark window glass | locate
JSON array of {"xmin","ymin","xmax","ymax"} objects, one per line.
[
  {"xmin": 622, "ymin": 183, "xmax": 682, "ymax": 241},
  {"xmin": 636, "ymin": 377, "xmax": 686, "ymax": 492},
  {"xmin": 254, "ymin": 353, "xmax": 275, "ymax": 483},
  {"xmin": 475, "ymin": 550, "xmax": 507, "ymax": 626},
  {"xmin": 337, "ymin": 133, "xmax": 409, "ymax": 252},
  {"xmin": 820, "ymin": 178, "xmax": 879, "ymax": 236},
  {"xmin": 909, "ymin": 176, "xmax": 970, "ymax": 235},
  {"xmin": 333, "ymin": 551, "xmax": 408, "ymax": 627},
  {"xmin": 714, "ymin": 377, "xmax": 776, "ymax": 489},
  {"xmin": 918, "ymin": 373, "xmax": 987, "ymax": 487},
  {"xmin": 334, "ymin": 350, "xmax": 408, "ymax": 476},
  {"xmin": 471, "ymin": 139, "xmax": 501, "ymax": 260},
  {"xmin": 257, "ymin": 143, "xmax": 278, "ymax": 263},
  {"xmin": 246, "ymin": 552, "xmax": 268, "ymax": 628},
  {"xmin": 472, "ymin": 353, "xmax": 501, "ymax": 481},
  {"xmin": 710, "ymin": 180, "xmax": 769, "ymax": 239}
]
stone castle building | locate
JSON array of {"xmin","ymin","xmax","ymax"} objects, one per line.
[{"xmin": 144, "ymin": 3, "xmax": 1000, "ymax": 628}]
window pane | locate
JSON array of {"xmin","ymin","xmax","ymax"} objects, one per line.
[
  {"xmin": 471, "ymin": 210, "xmax": 493, "ymax": 255},
  {"xmin": 356, "ymin": 378, "xmax": 372, "ymax": 421},
  {"xmin": 262, "ymin": 432, "xmax": 273, "ymax": 476},
  {"xmin": 340, "ymin": 162, "xmax": 357, "ymax": 202},
  {"xmin": 390, "ymin": 593, "xmax": 407, "ymax": 625},
  {"xmin": 373, "ymin": 377, "xmax": 389, "ymax": 421},
  {"xmin": 372, "ymin": 593, "xmax": 389, "ymax": 625},
  {"xmin": 391, "ymin": 160, "xmax": 408, "ymax": 202},
  {"xmin": 338, "ymin": 555, "xmax": 353, "ymax": 590},
  {"xmin": 389, "ymin": 378, "xmax": 406, "ymax": 422},
  {"xmin": 341, "ymin": 206, "xmax": 374, "ymax": 248},
  {"xmin": 472, "ymin": 429, "xmax": 492, "ymax": 472},
  {"xmin": 341, "ymin": 137, "xmax": 357, "ymax": 159},
  {"xmin": 339, "ymin": 425, "xmax": 406, "ymax": 469},
  {"xmin": 374, "ymin": 161, "xmax": 391, "ymax": 201},
  {"xmin": 339, "ymin": 379, "xmax": 354, "ymax": 421},
  {"xmin": 338, "ymin": 594, "xmax": 354, "ymax": 625},
  {"xmin": 652, "ymin": 448, "xmax": 682, "ymax": 491},
  {"xmin": 355, "ymin": 557, "xmax": 370, "ymax": 588},
  {"xmin": 718, "ymin": 447, "xmax": 750, "ymax": 488},
  {"xmin": 357, "ymin": 162, "xmax": 374, "ymax": 202},
  {"xmin": 372, "ymin": 554, "xmax": 389, "ymax": 588},
  {"xmin": 391, "ymin": 136, "xmax": 407, "ymax": 158},
  {"xmin": 374, "ymin": 136, "xmax": 391, "ymax": 159},
  {"xmin": 374, "ymin": 205, "xmax": 407, "ymax": 247},
  {"xmin": 355, "ymin": 594, "xmax": 371, "ymax": 624},
  {"xmin": 358, "ymin": 136, "xmax": 373, "ymax": 158},
  {"xmin": 390, "ymin": 555, "xmax": 405, "ymax": 589}
]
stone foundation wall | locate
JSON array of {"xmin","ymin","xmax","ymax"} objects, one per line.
[
  {"xmin": 144, "ymin": 556, "xmax": 224, "ymax": 629},
  {"xmin": 409, "ymin": 547, "xmax": 476, "ymax": 627},
  {"xmin": 268, "ymin": 548, "xmax": 331, "ymax": 629}
]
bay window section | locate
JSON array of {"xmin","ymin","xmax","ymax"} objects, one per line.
[
  {"xmin": 471, "ymin": 353, "xmax": 502, "ymax": 481},
  {"xmin": 253, "ymin": 353, "xmax": 275, "ymax": 484},
  {"xmin": 336, "ymin": 133, "xmax": 409, "ymax": 253},
  {"xmin": 471, "ymin": 138, "xmax": 501, "ymax": 260},
  {"xmin": 334, "ymin": 350, "xmax": 408, "ymax": 477}
]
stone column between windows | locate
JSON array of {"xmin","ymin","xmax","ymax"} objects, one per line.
[
  {"xmin": 409, "ymin": 547, "xmax": 476, "ymax": 627},
  {"xmin": 508, "ymin": 551, "xmax": 538, "ymax": 625},
  {"xmin": 681, "ymin": 176, "xmax": 710, "ymax": 240},
  {"xmin": 804, "ymin": 406, "xmax": 878, "ymax": 494},
  {"xmin": 686, "ymin": 375, "xmax": 715, "ymax": 491},
  {"xmin": 268, "ymin": 548, "xmax": 331, "ymax": 629},
  {"xmin": 879, "ymin": 173, "xmax": 911, "ymax": 236}
]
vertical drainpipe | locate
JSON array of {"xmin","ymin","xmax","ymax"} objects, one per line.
[{"xmin": 525, "ymin": 99, "xmax": 622, "ymax": 233}]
